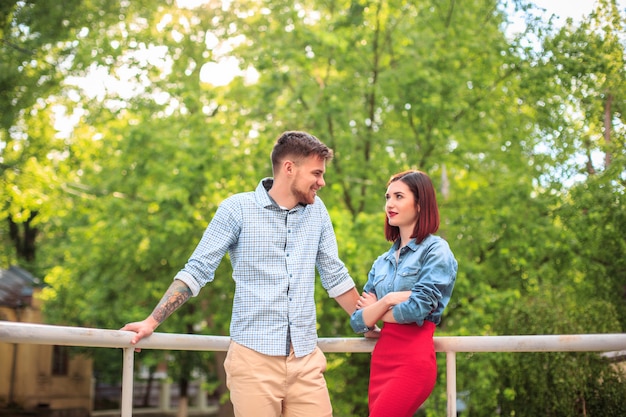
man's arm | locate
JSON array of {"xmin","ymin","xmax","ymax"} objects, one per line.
[
  {"xmin": 335, "ymin": 287, "xmax": 381, "ymax": 338},
  {"xmin": 121, "ymin": 279, "xmax": 193, "ymax": 347},
  {"xmin": 334, "ymin": 287, "xmax": 360, "ymax": 315}
]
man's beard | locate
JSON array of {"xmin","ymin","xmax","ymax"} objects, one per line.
[{"xmin": 291, "ymin": 183, "xmax": 315, "ymax": 205}]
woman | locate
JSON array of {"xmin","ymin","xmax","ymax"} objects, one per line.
[{"xmin": 351, "ymin": 170, "xmax": 458, "ymax": 417}]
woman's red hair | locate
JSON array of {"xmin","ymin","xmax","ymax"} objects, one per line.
[{"xmin": 384, "ymin": 170, "xmax": 440, "ymax": 244}]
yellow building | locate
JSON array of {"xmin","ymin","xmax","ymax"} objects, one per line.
[{"xmin": 0, "ymin": 266, "xmax": 93, "ymax": 417}]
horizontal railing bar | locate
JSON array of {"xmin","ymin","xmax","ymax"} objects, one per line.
[
  {"xmin": 0, "ymin": 321, "xmax": 231, "ymax": 350},
  {"xmin": 1, "ymin": 322, "xmax": 625, "ymax": 354},
  {"xmin": 434, "ymin": 334, "xmax": 626, "ymax": 352}
]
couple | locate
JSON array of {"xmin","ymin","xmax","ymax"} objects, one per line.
[{"xmin": 122, "ymin": 131, "xmax": 458, "ymax": 417}]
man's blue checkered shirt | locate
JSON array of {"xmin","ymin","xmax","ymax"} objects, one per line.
[{"xmin": 175, "ymin": 178, "xmax": 356, "ymax": 358}]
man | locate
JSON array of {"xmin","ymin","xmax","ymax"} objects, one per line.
[{"xmin": 122, "ymin": 131, "xmax": 368, "ymax": 417}]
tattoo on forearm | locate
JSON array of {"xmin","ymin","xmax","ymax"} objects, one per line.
[{"xmin": 151, "ymin": 281, "xmax": 192, "ymax": 324}]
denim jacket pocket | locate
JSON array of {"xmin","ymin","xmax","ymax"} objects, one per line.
[
  {"xmin": 372, "ymin": 273, "xmax": 387, "ymax": 286},
  {"xmin": 396, "ymin": 266, "xmax": 421, "ymax": 291}
]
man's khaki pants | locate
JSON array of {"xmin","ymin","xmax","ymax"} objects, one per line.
[{"xmin": 224, "ymin": 341, "xmax": 333, "ymax": 417}]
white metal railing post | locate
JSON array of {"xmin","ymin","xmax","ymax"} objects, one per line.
[
  {"xmin": 121, "ymin": 347, "xmax": 135, "ymax": 417},
  {"xmin": 446, "ymin": 351, "xmax": 457, "ymax": 417}
]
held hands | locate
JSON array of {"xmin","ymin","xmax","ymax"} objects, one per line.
[{"xmin": 120, "ymin": 316, "xmax": 159, "ymax": 352}]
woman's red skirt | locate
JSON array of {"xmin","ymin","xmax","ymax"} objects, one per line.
[{"xmin": 368, "ymin": 321, "xmax": 437, "ymax": 417}]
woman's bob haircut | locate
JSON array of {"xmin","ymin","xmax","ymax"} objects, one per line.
[{"xmin": 384, "ymin": 170, "xmax": 440, "ymax": 244}]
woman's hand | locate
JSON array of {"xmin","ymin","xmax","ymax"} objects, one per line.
[
  {"xmin": 382, "ymin": 291, "xmax": 411, "ymax": 307},
  {"xmin": 356, "ymin": 291, "xmax": 378, "ymax": 310},
  {"xmin": 358, "ymin": 290, "xmax": 411, "ymax": 327}
]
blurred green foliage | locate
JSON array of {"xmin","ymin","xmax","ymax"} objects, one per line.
[{"xmin": 2, "ymin": 0, "xmax": 625, "ymax": 415}]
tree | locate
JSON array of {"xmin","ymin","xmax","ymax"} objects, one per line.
[
  {"xmin": 493, "ymin": 285, "xmax": 625, "ymax": 417},
  {"xmin": 3, "ymin": 0, "xmax": 625, "ymax": 415}
]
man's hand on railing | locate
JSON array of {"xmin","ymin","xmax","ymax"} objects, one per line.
[{"xmin": 120, "ymin": 316, "xmax": 159, "ymax": 352}]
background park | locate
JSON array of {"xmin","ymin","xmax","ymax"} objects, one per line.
[{"xmin": 1, "ymin": 0, "xmax": 625, "ymax": 416}]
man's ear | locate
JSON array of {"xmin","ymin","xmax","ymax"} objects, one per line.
[{"xmin": 283, "ymin": 160, "xmax": 295, "ymax": 176}]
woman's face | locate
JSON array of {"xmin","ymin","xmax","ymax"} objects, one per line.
[{"xmin": 385, "ymin": 180, "xmax": 418, "ymax": 230}]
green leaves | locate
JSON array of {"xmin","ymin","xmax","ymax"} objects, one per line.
[{"xmin": 2, "ymin": 0, "xmax": 626, "ymax": 415}]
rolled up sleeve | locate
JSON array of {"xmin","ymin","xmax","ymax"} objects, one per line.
[{"xmin": 350, "ymin": 309, "xmax": 373, "ymax": 333}]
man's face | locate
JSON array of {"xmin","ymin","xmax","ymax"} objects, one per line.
[{"xmin": 290, "ymin": 155, "xmax": 327, "ymax": 205}]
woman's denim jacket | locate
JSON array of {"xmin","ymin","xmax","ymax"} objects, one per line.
[{"xmin": 351, "ymin": 234, "xmax": 458, "ymax": 333}]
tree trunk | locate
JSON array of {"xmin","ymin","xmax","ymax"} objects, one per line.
[
  {"xmin": 176, "ymin": 395, "xmax": 188, "ymax": 417},
  {"xmin": 176, "ymin": 376, "xmax": 189, "ymax": 417},
  {"xmin": 8, "ymin": 211, "xmax": 38, "ymax": 261},
  {"xmin": 142, "ymin": 367, "xmax": 155, "ymax": 407}
]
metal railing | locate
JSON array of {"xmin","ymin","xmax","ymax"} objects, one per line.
[{"xmin": 1, "ymin": 321, "xmax": 626, "ymax": 417}]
